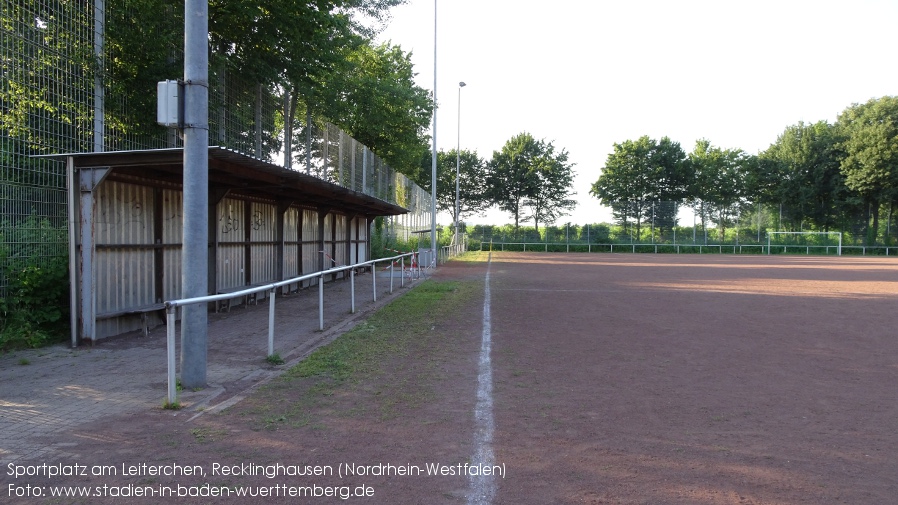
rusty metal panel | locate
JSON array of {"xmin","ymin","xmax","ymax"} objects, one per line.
[
  {"xmin": 162, "ymin": 189, "xmax": 183, "ymax": 244},
  {"xmin": 284, "ymin": 207, "xmax": 299, "ymax": 242},
  {"xmin": 95, "ymin": 181, "xmax": 153, "ymax": 245},
  {"xmin": 250, "ymin": 202, "xmax": 276, "ymax": 242},
  {"xmin": 164, "ymin": 247, "xmax": 181, "ymax": 300},
  {"xmin": 250, "ymin": 202, "xmax": 277, "ymax": 284},
  {"xmin": 217, "ymin": 198, "xmax": 244, "ymax": 290},
  {"xmin": 162, "ymin": 189, "xmax": 183, "ymax": 301},
  {"xmin": 283, "ymin": 208, "xmax": 299, "ymax": 278},
  {"xmin": 323, "ymin": 211, "xmax": 333, "ymax": 238},
  {"xmin": 302, "ymin": 209, "xmax": 318, "ymax": 278},
  {"xmin": 334, "ymin": 214, "xmax": 347, "ymax": 266},
  {"xmin": 92, "ymin": 181, "xmax": 156, "ymax": 337},
  {"xmin": 94, "ymin": 182, "xmax": 154, "ymax": 307},
  {"xmin": 95, "ymin": 247, "xmax": 154, "ymax": 310},
  {"xmin": 354, "ymin": 216, "xmax": 368, "ymax": 263}
]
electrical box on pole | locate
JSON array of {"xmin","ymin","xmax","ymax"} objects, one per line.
[{"xmin": 156, "ymin": 80, "xmax": 183, "ymax": 128}]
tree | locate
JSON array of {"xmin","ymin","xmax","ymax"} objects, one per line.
[
  {"xmin": 211, "ymin": 1, "xmax": 434, "ymax": 177},
  {"xmin": 431, "ymin": 149, "xmax": 489, "ymax": 230},
  {"xmin": 590, "ymin": 137, "xmax": 654, "ymax": 240},
  {"xmin": 1, "ymin": 2, "xmax": 95, "ymax": 153},
  {"xmin": 486, "ymin": 133, "xmax": 542, "ymax": 235},
  {"xmin": 590, "ymin": 136, "xmax": 689, "ymax": 240},
  {"xmin": 836, "ymin": 96, "xmax": 898, "ymax": 244},
  {"xmin": 759, "ymin": 121, "xmax": 851, "ymax": 232},
  {"xmin": 487, "ymin": 133, "xmax": 576, "ymax": 236},
  {"xmin": 687, "ymin": 140, "xmax": 750, "ymax": 241},
  {"xmin": 335, "ymin": 42, "xmax": 433, "ymax": 176},
  {"xmin": 644, "ymin": 136, "xmax": 691, "ymax": 239},
  {"xmin": 523, "ymin": 142, "xmax": 576, "ymax": 233}
]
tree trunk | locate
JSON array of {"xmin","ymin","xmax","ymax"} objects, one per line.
[{"xmin": 871, "ymin": 200, "xmax": 880, "ymax": 246}]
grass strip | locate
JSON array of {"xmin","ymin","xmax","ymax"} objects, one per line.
[{"xmin": 243, "ymin": 275, "xmax": 481, "ymax": 428}]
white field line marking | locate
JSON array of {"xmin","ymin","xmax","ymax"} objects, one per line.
[{"xmin": 468, "ymin": 251, "xmax": 496, "ymax": 505}]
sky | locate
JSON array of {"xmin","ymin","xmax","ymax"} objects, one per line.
[{"xmin": 376, "ymin": 0, "xmax": 898, "ymax": 226}]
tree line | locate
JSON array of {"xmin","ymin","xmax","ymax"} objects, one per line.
[
  {"xmin": 590, "ymin": 96, "xmax": 898, "ymax": 246},
  {"xmin": 3, "ymin": 0, "xmax": 433, "ymax": 174},
  {"xmin": 427, "ymin": 132, "xmax": 576, "ymax": 238}
]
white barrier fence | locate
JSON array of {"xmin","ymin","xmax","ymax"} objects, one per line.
[
  {"xmin": 163, "ymin": 252, "xmax": 418, "ymax": 405},
  {"xmin": 480, "ymin": 242, "xmax": 896, "ymax": 256}
]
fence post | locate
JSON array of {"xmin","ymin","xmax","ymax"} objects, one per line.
[
  {"xmin": 390, "ymin": 262, "xmax": 394, "ymax": 293},
  {"xmin": 166, "ymin": 306, "xmax": 177, "ymax": 406},
  {"xmin": 350, "ymin": 268, "xmax": 356, "ymax": 313},
  {"xmin": 268, "ymin": 288, "xmax": 276, "ymax": 357},
  {"xmin": 318, "ymin": 275, "xmax": 324, "ymax": 330},
  {"xmin": 373, "ymin": 261, "xmax": 377, "ymax": 302},
  {"xmin": 401, "ymin": 256, "xmax": 405, "ymax": 287}
]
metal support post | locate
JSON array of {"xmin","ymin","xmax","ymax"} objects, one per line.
[
  {"xmin": 180, "ymin": 0, "xmax": 210, "ymax": 389},
  {"xmin": 166, "ymin": 307, "xmax": 177, "ymax": 405},
  {"xmin": 350, "ymin": 268, "xmax": 356, "ymax": 313},
  {"xmin": 318, "ymin": 276, "xmax": 324, "ymax": 330},
  {"xmin": 268, "ymin": 288, "xmax": 276, "ymax": 357}
]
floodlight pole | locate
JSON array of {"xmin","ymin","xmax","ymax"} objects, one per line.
[
  {"xmin": 181, "ymin": 0, "xmax": 209, "ymax": 389},
  {"xmin": 456, "ymin": 82, "xmax": 465, "ymax": 246},
  {"xmin": 430, "ymin": 0, "xmax": 438, "ymax": 262}
]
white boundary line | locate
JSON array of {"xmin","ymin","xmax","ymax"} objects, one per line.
[{"xmin": 468, "ymin": 251, "xmax": 496, "ymax": 505}]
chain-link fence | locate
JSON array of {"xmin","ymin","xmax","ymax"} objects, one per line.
[{"xmin": 1, "ymin": 2, "xmax": 431, "ymax": 294}]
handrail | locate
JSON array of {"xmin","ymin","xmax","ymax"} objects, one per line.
[{"xmin": 163, "ymin": 252, "xmax": 417, "ymax": 405}]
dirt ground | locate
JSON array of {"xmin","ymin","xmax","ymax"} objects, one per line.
[{"xmin": 5, "ymin": 252, "xmax": 898, "ymax": 504}]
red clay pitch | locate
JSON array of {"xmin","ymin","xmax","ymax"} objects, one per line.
[{"xmin": 482, "ymin": 252, "xmax": 898, "ymax": 504}]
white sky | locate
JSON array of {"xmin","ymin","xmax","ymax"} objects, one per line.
[{"xmin": 376, "ymin": 0, "xmax": 898, "ymax": 226}]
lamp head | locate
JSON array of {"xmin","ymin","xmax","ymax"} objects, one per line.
[{"xmin": 459, "ymin": 82, "xmax": 466, "ymax": 87}]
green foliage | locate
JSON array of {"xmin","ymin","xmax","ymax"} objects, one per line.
[
  {"xmin": 760, "ymin": 121, "xmax": 853, "ymax": 232},
  {"xmin": 587, "ymin": 101, "xmax": 898, "ymax": 246},
  {"xmin": 429, "ymin": 148, "xmax": 490, "ymax": 226},
  {"xmin": 487, "ymin": 132, "xmax": 577, "ymax": 234},
  {"xmin": 0, "ymin": 2, "xmax": 95, "ymax": 153},
  {"xmin": 591, "ymin": 136, "xmax": 691, "ymax": 239},
  {"xmin": 835, "ymin": 96, "xmax": 898, "ymax": 245},
  {"xmin": 287, "ymin": 280, "xmax": 463, "ymax": 383},
  {"xmin": 336, "ymin": 42, "xmax": 434, "ymax": 176},
  {"xmin": 0, "ymin": 216, "xmax": 69, "ymax": 351}
]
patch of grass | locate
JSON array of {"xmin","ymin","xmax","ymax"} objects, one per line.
[
  {"xmin": 287, "ymin": 280, "xmax": 465, "ymax": 382},
  {"xmin": 18, "ymin": 357, "xmax": 30, "ymax": 365},
  {"xmin": 190, "ymin": 427, "xmax": 229, "ymax": 443},
  {"xmin": 265, "ymin": 353, "xmax": 285, "ymax": 365},
  {"xmin": 162, "ymin": 400, "xmax": 181, "ymax": 410},
  {"xmin": 254, "ymin": 278, "xmax": 479, "ymax": 429}
]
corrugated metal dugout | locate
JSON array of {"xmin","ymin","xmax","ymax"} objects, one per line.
[{"xmin": 46, "ymin": 147, "xmax": 408, "ymax": 344}]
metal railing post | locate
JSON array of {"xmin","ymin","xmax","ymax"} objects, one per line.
[
  {"xmin": 390, "ymin": 262, "xmax": 394, "ymax": 293},
  {"xmin": 318, "ymin": 275, "xmax": 324, "ymax": 330},
  {"xmin": 350, "ymin": 267, "xmax": 355, "ymax": 313},
  {"xmin": 166, "ymin": 306, "xmax": 177, "ymax": 405},
  {"xmin": 401, "ymin": 256, "xmax": 405, "ymax": 287},
  {"xmin": 373, "ymin": 261, "xmax": 378, "ymax": 303},
  {"xmin": 267, "ymin": 288, "xmax": 276, "ymax": 357}
]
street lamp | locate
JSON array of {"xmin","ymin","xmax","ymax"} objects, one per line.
[
  {"xmin": 456, "ymin": 81, "xmax": 466, "ymax": 247},
  {"xmin": 430, "ymin": 0, "xmax": 438, "ymax": 265}
]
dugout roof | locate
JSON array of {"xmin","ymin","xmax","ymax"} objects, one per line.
[{"xmin": 40, "ymin": 147, "xmax": 408, "ymax": 216}]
